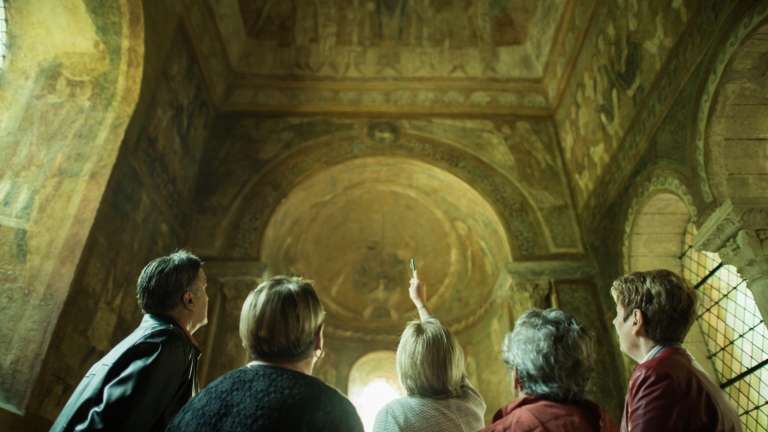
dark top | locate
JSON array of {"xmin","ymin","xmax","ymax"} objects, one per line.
[
  {"xmin": 166, "ymin": 364, "xmax": 364, "ymax": 432},
  {"xmin": 51, "ymin": 314, "xmax": 201, "ymax": 432},
  {"xmin": 622, "ymin": 347, "xmax": 741, "ymax": 432}
]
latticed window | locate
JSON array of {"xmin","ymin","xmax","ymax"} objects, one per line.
[{"xmin": 681, "ymin": 221, "xmax": 768, "ymax": 431}]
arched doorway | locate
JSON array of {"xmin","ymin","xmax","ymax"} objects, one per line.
[{"xmin": 347, "ymin": 351, "xmax": 405, "ymax": 432}]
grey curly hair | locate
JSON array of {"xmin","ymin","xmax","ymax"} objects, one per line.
[{"xmin": 502, "ymin": 308, "xmax": 596, "ymax": 403}]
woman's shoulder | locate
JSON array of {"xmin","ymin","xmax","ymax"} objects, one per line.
[
  {"xmin": 310, "ymin": 379, "xmax": 357, "ymax": 407},
  {"xmin": 196, "ymin": 366, "xmax": 324, "ymax": 402}
]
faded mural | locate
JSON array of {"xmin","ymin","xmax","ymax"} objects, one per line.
[
  {"xmin": 234, "ymin": 0, "xmax": 566, "ymax": 78},
  {"xmin": 26, "ymin": 29, "xmax": 213, "ymax": 421},
  {"xmin": 261, "ymin": 158, "xmax": 509, "ymax": 331},
  {"xmin": 556, "ymin": 0, "xmax": 692, "ymax": 209},
  {"xmin": 135, "ymin": 31, "xmax": 214, "ymax": 225},
  {"xmin": 192, "ymin": 117, "xmax": 581, "ymax": 261},
  {"xmin": 405, "ymin": 118, "xmax": 580, "ymax": 251},
  {"xmin": 0, "ymin": 0, "xmax": 142, "ymax": 415}
]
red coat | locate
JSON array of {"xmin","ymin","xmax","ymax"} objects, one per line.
[
  {"xmin": 622, "ymin": 346, "xmax": 741, "ymax": 432},
  {"xmin": 479, "ymin": 396, "xmax": 619, "ymax": 432}
]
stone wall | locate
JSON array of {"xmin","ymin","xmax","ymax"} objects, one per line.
[
  {"xmin": 3, "ymin": 9, "xmax": 213, "ymax": 429},
  {"xmin": 584, "ymin": 0, "xmax": 768, "ymax": 384},
  {"xmin": 457, "ymin": 304, "xmax": 515, "ymax": 425},
  {"xmin": 0, "ymin": 0, "xmax": 143, "ymax": 423},
  {"xmin": 555, "ymin": 280, "xmax": 625, "ymax": 420}
]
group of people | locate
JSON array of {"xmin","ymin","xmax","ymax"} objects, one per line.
[{"xmin": 51, "ymin": 250, "xmax": 742, "ymax": 432}]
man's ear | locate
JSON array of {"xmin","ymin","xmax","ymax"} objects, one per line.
[
  {"xmin": 182, "ymin": 291, "xmax": 196, "ymax": 311},
  {"xmin": 315, "ymin": 323, "xmax": 324, "ymax": 351},
  {"xmin": 632, "ymin": 309, "xmax": 645, "ymax": 335}
]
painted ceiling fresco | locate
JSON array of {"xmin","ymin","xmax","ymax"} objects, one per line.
[
  {"xmin": 225, "ymin": 0, "xmax": 566, "ymax": 78},
  {"xmin": 555, "ymin": 0, "xmax": 693, "ymax": 212}
]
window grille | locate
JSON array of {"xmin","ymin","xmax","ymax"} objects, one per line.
[{"xmin": 681, "ymin": 221, "xmax": 768, "ymax": 431}]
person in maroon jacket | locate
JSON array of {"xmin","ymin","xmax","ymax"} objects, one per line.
[
  {"xmin": 611, "ymin": 269, "xmax": 742, "ymax": 432},
  {"xmin": 480, "ymin": 308, "xmax": 618, "ymax": 432}
]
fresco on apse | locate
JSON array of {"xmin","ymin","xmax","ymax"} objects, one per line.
[
  {"xmin": 260, "ymin": 158, "xmax": 510, "ymax": 331},
  {"xmin": 404, "ymin": 118, "xmax": 579, "ymax": 249},
  {"xmin": 232, "ymin": 0, "xmax": 566, "ymax": 78},
  {"xmin": 555, "ymin": 0, "xmax": 691, "ymax": 209},
  {"xmin": 193, "ymin": 116, "xmax": 580, "ymax": 258}
]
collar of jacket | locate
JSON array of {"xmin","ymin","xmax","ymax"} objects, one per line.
[{"xmin": 142, "ymin": 313, "xmax": 199, "ymax": 347}]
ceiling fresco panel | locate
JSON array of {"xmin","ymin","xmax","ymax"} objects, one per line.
[
  {"xmin": 261, "ymin": 158, "xmax": 510, "ymax": 332},
  {"xmin": 189, "ymin": 117, "xmax": 583, "ymax": 263},
  {"xmin": 230, "ymin": 0, "xmax": 564, "ymax": 78},
  {"xmin": 555, "ymin": 0, "xmax": 703, "ymax": 214}
]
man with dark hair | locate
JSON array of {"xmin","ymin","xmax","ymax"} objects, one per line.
[
  {"xmin": 52, "ymin": 250, "xmax": 208, "ymax": 432},
  {"xmin": 611, "ymin": 269, "xmax": 741, "ymax": 432}
]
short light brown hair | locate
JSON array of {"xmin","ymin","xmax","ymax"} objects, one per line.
[
  {"xmin": 240, "ymin": 276, "xmax": 324, "ymax": 363},
  {"xmin": 611, "ymin": 269, "xmax": 699, "ymax": 345},
  {"xmin": 396, "ymin": 320, "xmax": 466, "ymax": 398}
]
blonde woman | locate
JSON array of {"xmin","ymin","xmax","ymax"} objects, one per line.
[
  {"xmin": 167, "ymin": 276, "xmax": 363, "ymax": 432},
  {"xmin": 373, "ymin": 271, "xmax": 486, "ymax": 432}
]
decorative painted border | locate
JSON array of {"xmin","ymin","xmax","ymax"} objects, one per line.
[
  {"xmin": 621, "ymin": 175, "xmax": 700, "ymax": 274},
  {"xmin": 182, "ymin": 0, "xmax": 599, "ymax": 113},
  {"xmin": 226, "ymin": 87, "xmax": 550, "ymax": 110},
  {"xmin": 230, "ymin": 138, "xmax": 546, "ymax": 259},
  {"xmin": 694, "ymin": 1, "xmax": 768, "ymax": 204}
]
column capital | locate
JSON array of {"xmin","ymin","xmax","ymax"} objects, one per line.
[
  {"xmin": 719, "ymin": 229, "xmax": 768, "ymax": 284},
  {"xmin": 693, "ymin": 200, "xmax": 768, "ymax": 252},
  {"xmin": 693, "ymin": 200, "xmax": 768, "ymax": 283},
  {"xmin": 500, "ymin": 260, "xmax": 595, "ymax": 323},
  {"xmin": 510, "ymin": 279, "xmax": 551, "ymax": 307},
  {"xmin": 694, "ymin": 200, "xmax": 768, "ymax": 322}
]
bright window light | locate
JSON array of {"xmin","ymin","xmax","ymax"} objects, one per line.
[
  {"xmin": 348, "ymin": 351, "xmax": 406, "ymax": 431},
  {"xmin": 351, "ymin": 378, "xmax": 403, "ymax": 431}
]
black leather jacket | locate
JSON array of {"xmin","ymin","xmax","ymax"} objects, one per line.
[{"xmin": 51, "ymin": 313, "xmax": 201, "ymax": 432}]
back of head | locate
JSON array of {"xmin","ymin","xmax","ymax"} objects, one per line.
[
  {"xmin": 240, "ymin": 276, "xmax": 325, "ymax": 363},
  {"xmin": 137, "ymin": 250, "xmax": 202, "ymax": 314},
  {"xmin": 502, "ymin": 308, "xmax": 595, "ymax": 403},
  {"xmin": 611, "ymin": 269, "xmax": 698, "ymax": 345},
  {"xmin": 396, "ymin": 320, "xmax": 465, "ymax": 398}
]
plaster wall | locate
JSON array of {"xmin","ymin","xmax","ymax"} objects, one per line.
[
  {"xmin": 5, "ymin": 0, "xmax": 763, "ymax": 430},
  {"xmin": 584, "ymin": 0, "xmax": 768, "ymax": 391},
  {"xmin": 0, "ymin": 4, "xmax": 213, "ymax": 428},
  {"xmin": 0, "ymin": 0, "xmax": 143, "ymax": 422}
]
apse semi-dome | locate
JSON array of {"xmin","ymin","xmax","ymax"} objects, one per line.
[{"xmin": 262, "ymin": 156, "xmax": 511, "ymax": 333}]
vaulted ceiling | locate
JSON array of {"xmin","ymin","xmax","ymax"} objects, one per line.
[
  {"xmin": 183, "ymin": 0, "xmax": 597, "ymax": 115},
  {"xmin": 183, "ymin": 0, "xmax": 595, "ymax": 340}
]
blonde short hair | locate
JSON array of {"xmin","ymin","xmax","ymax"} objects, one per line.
[
  {"xmin": 611, "ymin": 269, "xmax": 698, "ymax": 345},
  {"xmin": 240, "ymin": 276, "xmax": 324, "ymax": 363},
  {"xmin": 396, "ymin": 320, "xmax": 466, "ymax": 398}
]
